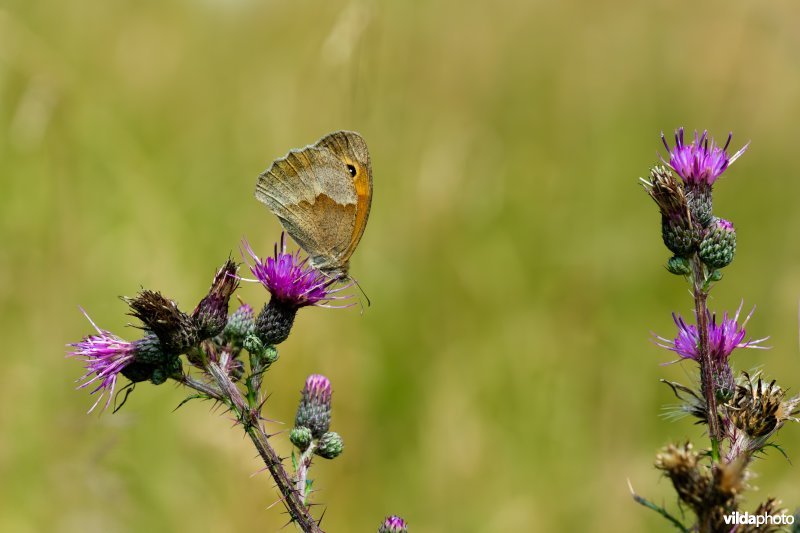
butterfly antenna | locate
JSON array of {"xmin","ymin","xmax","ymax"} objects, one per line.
[{"xmin": 348, "ymin": 275, "xmax": 371, "ymax": 310}]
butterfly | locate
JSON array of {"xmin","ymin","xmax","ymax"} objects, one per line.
[{"xmin": 255, "ymin": 131, "xmax": 373, "ymax": 280}]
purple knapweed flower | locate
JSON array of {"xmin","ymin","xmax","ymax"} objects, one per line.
[
  {"xmin": 241, "ymin": 235, "xmax": 342, "ymax": 309},
  {"xmin": 660, "ymin": 127, "xmax": 749, "ymax": 186},
  {"xmin": 68, "ymin": 309, "xmax": 137, "ymax": 413},
  {"xmin": 655, "ymin": 303, "xmax": 767, "ymax": 365},
  {"xmin": 378, "ymin": 515, "xmax": 409, "ymax": 533}
]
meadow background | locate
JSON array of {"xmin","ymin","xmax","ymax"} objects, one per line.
[{"xmin": 2, "ymin": 1, "xmax": 800, "ymax": 531}]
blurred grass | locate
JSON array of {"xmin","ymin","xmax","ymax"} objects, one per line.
[{"xmin": 2, "ymin": 0, "xmax": 800, "ymax": 531}]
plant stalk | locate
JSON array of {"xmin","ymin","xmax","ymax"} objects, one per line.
[
  {"xmin": 691, "ymin": 255, "xmax": 721, "ymax": 459},
  {"xmin": 205, "ymin": 362, "xmax": 323, "ymax": 533},
  {"xmin": 296, "ymin": 442, "xmax": 318, "ymax": 504}
]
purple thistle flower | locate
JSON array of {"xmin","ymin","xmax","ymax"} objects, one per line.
[
  {"xmin": 660, "ymin": 127, "xmax": 749, "ymax": 186},
  {"xmin": 378, "ymin": 515, "xmax": 408, "ymax": 533},
  {"xmin": 305, "ymin": 373, "xmax": 332, "ymax": 402},
  {"xmin": 655, "ymin": 303, "xmax": 767, "ymax": 365},
  {"xmin": 241, "ymin": 235, "xmax": 340, "ymax": 309},
  {"xmin": 68, "ymin": 309, "xmax": 137, "ymax": 413}
]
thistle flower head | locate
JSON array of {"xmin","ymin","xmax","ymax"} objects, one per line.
[
  {"xmin": 295, "ymin": 373, "xmax": 333, "ymax": 438},
  {"xmin": 660, "ymin": 127, "xmax": 748, "ymax": 186},
  {"xmin": 242, "ymin": 235, "xmax": 335, "ymax": 309},
  {"xmin": 378, "ymin": 516, "xmax": 408, "ymax": 533},
  {"xmin": 656, "ymin": 303, "xmax": 766, "ymax": 365},
  {"xmin": 68, "ymin": 309, "xmax": 137, "ymax": 413}
]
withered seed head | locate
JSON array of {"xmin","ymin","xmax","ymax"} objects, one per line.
[
  {"xmin": 727, "ymin": 372, "xmax": 800, "ymax": 439},
  {"xmin": 125, "ymin": 290, "xmax": 199, "ymax": 355}
]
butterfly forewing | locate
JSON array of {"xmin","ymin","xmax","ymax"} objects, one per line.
[{"xmin": 255, "ymin": 131, "xmax": 373, "ymax": 278}]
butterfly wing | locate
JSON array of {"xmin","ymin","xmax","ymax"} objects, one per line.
[
  {"xmin": 314, "ymin": 131, "xmax": 373, "ymax": 266},
  {"xmin": 255, "ymin": 131, "xmax": 372, "ymax": 277}
]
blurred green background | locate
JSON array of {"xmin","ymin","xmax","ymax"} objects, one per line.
[{"xmin": 2, "ymin": 1, "xmax": 800, "ymax": 531}]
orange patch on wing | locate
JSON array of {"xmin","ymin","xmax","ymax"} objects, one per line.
[{"xmin": 349, "ymin": 162, "xmax": 371, "ymax": 253}]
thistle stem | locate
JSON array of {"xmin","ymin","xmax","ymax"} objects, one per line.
[
  {"xmin": 176, "ymin": 374, "xmax": 224, "ymax": 401},
  {"xmin": 296, "ymin": 442, "xmax": 318, "ymax": 504},
  {"xmin": 691, "ymin": 255, "xmax": 722, "ymax": 459},
  {"xmin": 205, "ymin": 362, "xmax": 323, "ymax": 533}
]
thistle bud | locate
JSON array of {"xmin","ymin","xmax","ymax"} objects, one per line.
[
  {"xmin": 193, "ymin": 259, "xmax": 239, "ymax": 338},
  {"xmin": 315, "ymin": 431, "xmax": 343, "ymax": 459},
  {"xmin": 126, "ymin": 290, "xmax": 199, "ymax": 355},
  {"xmin": 244, "ymin": 336, "xmax": 279, "ymax": 369},
  {"xmin": 378, "ymin": 516, "xmax": 408, "ymax": 533},
  {"xmin": 223, "ymin": 303, "xmax": 255, "ymax": 344},
  {"xmin": 641, "ymin": 166, "xmax": 696, "ymax": 256},
  {"xmin": 290, "ymin": 426, "xmax": 313, "ymax": 451},
  {"xmin": 295, "ymin": 374, "xmax": 332, "ymax": 438},
  {"xmin": 699, "ymin": 218, "xmax": 736, "ymax": 269},
  {"xmin": 666, "ymin": 256, "xmax": 691, "ymax": 276}
]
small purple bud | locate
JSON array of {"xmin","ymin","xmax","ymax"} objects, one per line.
[{"xmin": 378, "ymin": 515, "xmax": 408, "ymax": 533}]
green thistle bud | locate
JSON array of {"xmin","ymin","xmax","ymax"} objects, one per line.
[
  {"xmin": 699, "ymin": 218, "xmax": 736, "ymax": 269},
  {"xmin": 224, "ymin": 303, "xmax": 255, "ymax": 344},
  {"xmin": 290, "ymin": 426, "xmax": 313, "ymax": 451},
  {"xmin": 315, "ymin": 431, "xmax": 344, "ymax": 459},
  {"xmin": 289, "ymin": 426, "xmax": 314, "ymax": 452},
  {"xmin": 666, "ymin": 256, "xmax": 691, "ymax": 276},
  {"xmin": 661, "ymin": 217, "xmax": 695, "ymax": 256},
  {"xmin": 243, "ymin": 333, "xmax": 263, "ymax": 354},
  {"xmin": 245, "ymin": 336, "xmax": 278, "ymax": 369}
]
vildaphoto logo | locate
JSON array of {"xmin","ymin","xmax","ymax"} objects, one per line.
[{"xmin": 723, "ymin": 511, "xmax": 795, "ymax": 527}]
